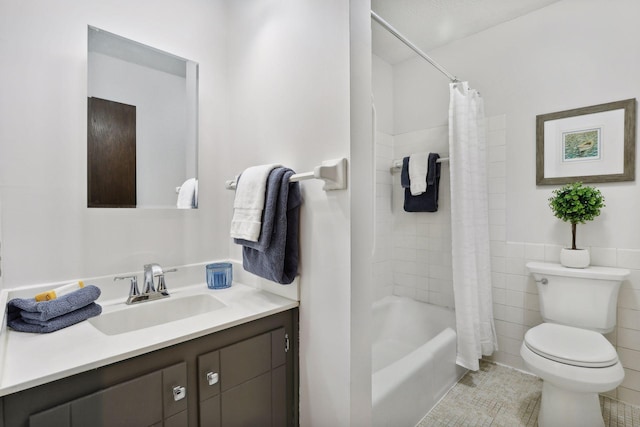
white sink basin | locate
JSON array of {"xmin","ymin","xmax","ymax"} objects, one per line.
[{"xmin": 89, "ymin": 294, "xmax": 227, "ymax": 336}]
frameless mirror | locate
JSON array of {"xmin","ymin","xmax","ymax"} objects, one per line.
[{"xmin": 87, "ymin": 26, "xmax": 198, "ymax": 209}]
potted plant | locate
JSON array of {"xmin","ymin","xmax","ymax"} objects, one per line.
[{"xmin": 548, "ymin": 182, "xmax": 605, "ymax": 268}]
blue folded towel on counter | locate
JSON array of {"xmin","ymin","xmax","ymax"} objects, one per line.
[
  {"xmin": 237, "ymin": 168, "xmax": 301, "ymax": 285},
  {"xmin": 7, "ymin": 303, "xmax": 102, "ymax": 334},
  {"xmin": 402, "ymin": 153, "xmax": 441, "ymax": 212},
  {"xmin": 7, "ymin": 285, "xmax": 102, "ymax": 333}
]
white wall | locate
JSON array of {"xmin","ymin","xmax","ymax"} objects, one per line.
[
  {"xmin": 390, "ymin": 0, "xmax": 640, "ymax": 405},
  {"xmin": 0, "ymin": 0, "xmax": 230, "ymax": 285},
  {"xmin": 223, "ymin": 1, "xmax": 356, "ymax": 425}
]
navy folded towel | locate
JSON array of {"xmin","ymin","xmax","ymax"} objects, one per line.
[
  {"xmin": 240, "ymin": 168, "xmax": 301, "ymax": 284},
  {"xmin": 402, "ymin": 153, "xmax": 441, "ymax": 212},
  {"xmin": 401, "ymin": 157, "xmax": 410, "ymax": 188},
  {"xmin": 7, "ymin": 285, "xmax": 102, "ymax": 333}
]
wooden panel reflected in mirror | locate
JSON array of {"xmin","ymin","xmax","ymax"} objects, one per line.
[{"xmin": 88, "ymin": 97, "xmax": 137, "ymax": 208}]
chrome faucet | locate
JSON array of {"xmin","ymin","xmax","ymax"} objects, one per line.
[{"xmin": 114, "ymin": 263, "xmax": 177, "ymax": 305}]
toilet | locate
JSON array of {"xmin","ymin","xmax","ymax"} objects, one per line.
[{"xmin": 521, "ymin": 262, "xmax": 630, "ymax": 427}]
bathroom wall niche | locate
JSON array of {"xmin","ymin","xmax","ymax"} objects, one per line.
[{"xmin": 88, "ymin": 26, "xmax": 199, "ymax": 209}]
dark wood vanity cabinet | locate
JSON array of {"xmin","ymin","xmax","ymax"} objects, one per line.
[{"xmin": 0, "ymin": 309, "xmax": 298, "ymax": 427}]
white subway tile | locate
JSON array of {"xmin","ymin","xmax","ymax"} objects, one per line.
[
  {"xmin": 524, "ymin": 243, "xmax": 545, "ymax": 261},
  {"xmin": 492, "ymin": 273, "xmax": 507, "ymax": 290},
  {"xmin": 544, "ymin": 244, "xmax": 562, "ymax": 263},
  {"xmin": 618, "ymin": 249, "xmax": 640, "ymax": 269},
  {"xmin": 489, "ymin": 209, "xmax": 506, "ymax": 226},
  {"xmin": 619, "ymin": 348, "xmax": 640, "ymax": 371},
  {"xmin": 619, "ymin": 308, "xmax": 640, "ymax": 330},
  {"xmin": 489, "ymin": 193, "xmax": 506, "ymax": 210},
  {"xmin": 618, "ymin": 288, "xmax": 640, "ymax": 310},
  {"xmin": 524, "ymin": 293, "xmax": 540, "ymax": 311},
  {"xmin": 488, "ymin": 177, "xmax": 506, "ymax": 194},
  {"xmin": 505, "ymin": 274, "xmax": 527, "ymax": 292},
  {"xmin": 490, "ymin": 225, "xmax": 506, "ymax": 241},
  {"xmin": 503, "ymin": 306, "xmax": 524, "ymax": 324},
  {"xmin": 589, "ymin": 246, "xmax": 617, "ymax": 267},
  {"xmin": 524, "ymin": 310, "xmax": 543, "ymax": 327},
  {"xmin": 497, "ymin": 335, "xmax": 523, "ymax": 356},
  {"xmin": 492, "ymin": 287, "xmax": 506, "ymax": 305},
  {"xmin": 392, "ymin": 285, "xmax": 416, "ymax": 299},
  {"xmin": 488, "ymin": 145, "xmax": 506, "ymax": 163},
  {"xmin": 488, "ymin": 162, "xmax": 507, "ymax": 178},
  {"xmin": 626, "ymin": 269, "xmax": 640, "ymax": 290},
  {"xmin": 618, "ymin": 387, "xmax": 640, "ymax": 407},
  {"xmin": 506, "ymin": 242, "xmax": 525, "ymax": 258},
  {"xmin": 505, "ymin": 257, "xmax": 526, "ymax": 275},
  {"xmin": 490, "ymin": 241, "xmax": 506, "ymax": 257},
  {"xmin": 488, "ymin": 114, "xmax": 506, "ymax": 132},
  {"xmin": 491, "ymin": 256, "xmax": 506, "ymax": 274},
  {"xmin": 495, "ymin": 320, "xmax": 525, "ymax": 340},
  {"xmin": 505, "ymin": 290, "xmax": 525, "ymax": 308},
  {"xmin": 393, "ymin": 272, "xmax": 417, "ymax": 288},
  {"xmin": 618, "ymin": 328, "xmax": 640, "ymax": 351},
  {"xmin": 622, "ymin": 368, "xmax": 640, "ymax": 391}
]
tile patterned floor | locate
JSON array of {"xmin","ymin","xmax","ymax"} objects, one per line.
[{"xmin": 417, "ymin": 360, "xmax": 640, "ymax": 427}]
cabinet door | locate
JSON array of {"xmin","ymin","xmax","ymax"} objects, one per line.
[{"xmin": 198, "ymin": 327, "xmax": 287, "ymax": 427}]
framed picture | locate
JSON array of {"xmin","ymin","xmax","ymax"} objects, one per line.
[{"xmin": 536, "ymin": 98, "xmax": 636, "ymax": 185}]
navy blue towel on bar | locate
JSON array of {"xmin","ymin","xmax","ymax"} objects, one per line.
[
  {"xmin": 403, "ymin": 153, "xmax": 441, "ymax": 212},
  {"xmin": 239, "ymin": 168, "xmax": 301, "ymax": 284},
  {"xmin": 401, "ymin": 157, "xmax": 410, "ymax": 188}
]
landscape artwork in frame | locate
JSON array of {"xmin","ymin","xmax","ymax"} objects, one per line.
[
  {"xmin": 562, "ymin": 128, "xmax": 601, "ymax": 162},
  {"xmin": 536, "ymin": 98, "xmax": 636, "ymax": 185}
]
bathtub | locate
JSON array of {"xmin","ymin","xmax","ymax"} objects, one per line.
[{"xmin": 372, "ymin": 296, "xmax": 467, "ymax": 426}]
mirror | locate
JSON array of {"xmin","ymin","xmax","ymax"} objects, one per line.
[{"xmin": 87, "ymin": 26, "xmax": 198, "ymax": 209}]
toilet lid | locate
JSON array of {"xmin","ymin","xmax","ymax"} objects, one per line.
[{"xmin": 524, "ymin": 323, "xmax": 619, "ymax": 368}]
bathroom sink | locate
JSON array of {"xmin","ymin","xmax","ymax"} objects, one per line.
[{"xmin": 89, "ymin": 294, "xmax": 227, "ymax": 336}]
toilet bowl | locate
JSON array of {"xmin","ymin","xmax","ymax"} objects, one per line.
[{"xmin": 523, "ymin": 262, "xmax": 629, "ymax": 427}]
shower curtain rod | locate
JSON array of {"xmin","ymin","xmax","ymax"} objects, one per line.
[{"xmin": 371, "ymin": 10, "xmax": 459, "ymax": 83}]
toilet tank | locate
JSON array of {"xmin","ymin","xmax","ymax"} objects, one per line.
[{"xmin": 526, "ymin": 262, "xmax": 630, "ymax": 333}]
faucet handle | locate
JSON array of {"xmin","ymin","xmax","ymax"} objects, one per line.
[
  {"xmin": 156, "ymin": 268, "xmax": 177, "ymax": 294},
  {"xmin": 114, "ymin": 275, "xmax": 140, "ymax": 297}
]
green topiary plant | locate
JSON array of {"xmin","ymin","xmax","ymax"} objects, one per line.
[{"xmin": 548, "ymin": 182, "xmax": 605, "ymax": 250}]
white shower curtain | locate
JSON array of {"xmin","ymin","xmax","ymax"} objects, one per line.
[{"xmin": 448, "ymin": 81, "xmax": 498, "ymax": 371}]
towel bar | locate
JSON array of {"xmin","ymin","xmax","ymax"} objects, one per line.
[
  {"xmin": 225, "ymin": 158, "xmax": 348, "ymax": 191},
  {"xmin": 389, "ymin": 157, "xmax": 449, "ymax": 173}
]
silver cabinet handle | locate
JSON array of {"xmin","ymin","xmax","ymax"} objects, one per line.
[
  {"xmin": 206, "ymin": 372, "xmax": 219, "ymax": 386},
  {"xmin": 172, "ymin": 385, "xmax": 186, "ymax": 401}
]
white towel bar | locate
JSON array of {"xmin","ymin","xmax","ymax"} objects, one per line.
[
  {"xmin": 389, "ymin": 157, "xmax": 449, "ymax": 173},
  {"xmin": 225, "ymin": 158, "xmax": 348, "ymax": 191}
]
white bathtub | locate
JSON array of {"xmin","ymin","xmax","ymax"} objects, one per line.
[{"xmin": 372, "ymin": 296, "xmax": 467, "ymax": 427}]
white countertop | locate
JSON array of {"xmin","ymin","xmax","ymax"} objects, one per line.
[{"xmin": 0, "ymin": 278, "xmax": 298, "ymax": 397}]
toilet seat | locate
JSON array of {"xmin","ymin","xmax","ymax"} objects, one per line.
[{"xmin": 524, "ymin": 323, "xmax": 618, "ymax": 368}]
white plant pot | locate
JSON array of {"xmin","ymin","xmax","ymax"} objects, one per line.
[{"xmin": 560, "ymin": 248, "xmax": 590, "ymax": 269}]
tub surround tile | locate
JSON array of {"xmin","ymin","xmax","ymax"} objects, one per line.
[{"xmin": 618, "ymin": 249, "xmax": 640, "ymax": 270}]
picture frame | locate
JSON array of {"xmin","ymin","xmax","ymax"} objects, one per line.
[{"xmin": 536, "ymin": 98, "xmax": 636, "ymax": 185}]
